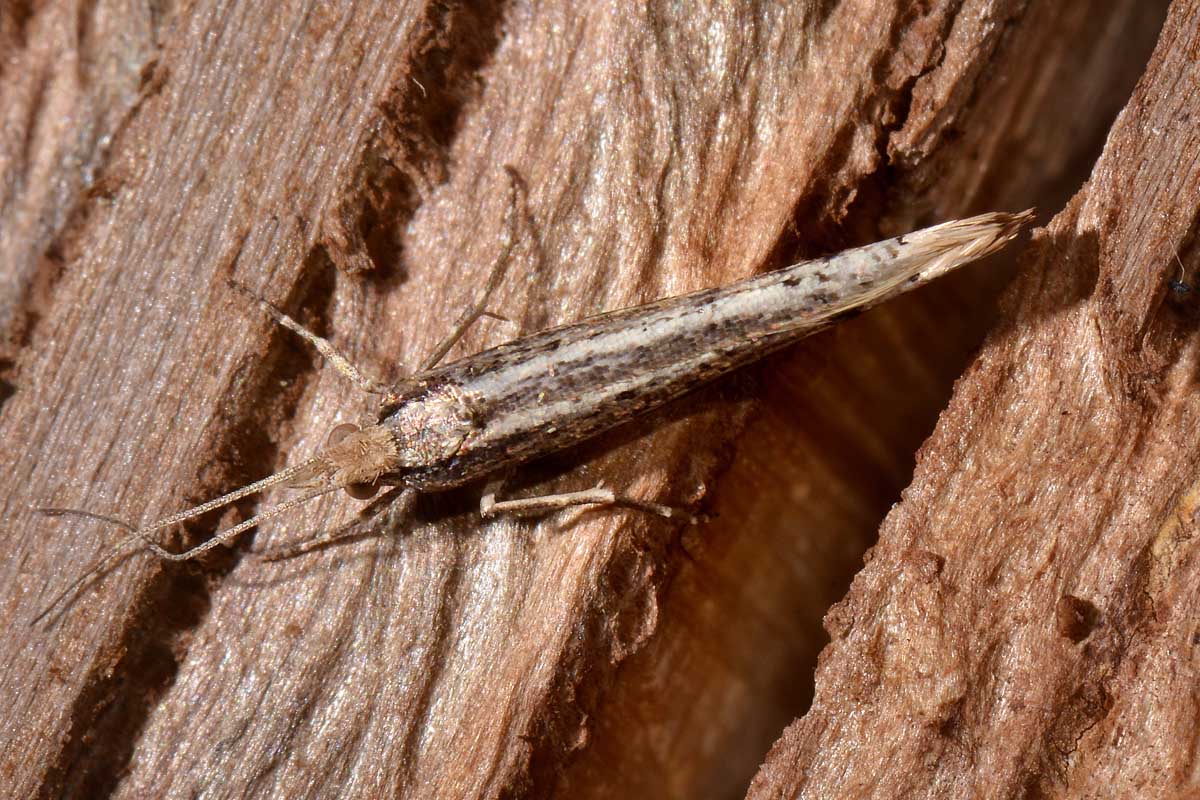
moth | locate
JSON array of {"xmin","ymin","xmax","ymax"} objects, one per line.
[{"xmin": 36, "ymin": 193, "xmax": 1032, "ymax": 622}]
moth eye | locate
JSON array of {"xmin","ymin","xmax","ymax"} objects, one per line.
[
  {"xmin": 326, "ymin": 423, "xmax": 360, "ymax": 448},
  {"xmin": 344, "ymin": 482, "xmax": 379, "ymax": 500}
]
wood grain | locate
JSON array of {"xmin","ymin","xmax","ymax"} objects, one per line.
[
  {"xmin": 747, "ymin": 0, "xmax": 1200, "ymax": 796},
  {"xmin": 557, "ymin": 2, "xmax": 1171, "ymax": 797},
  {"xmin": 0, "ymin": 0, "xmax": 161, "ymax": 373},
  {"xmin": 0, "ymin": 1, "xmax": 1176, "ymax": 798}
]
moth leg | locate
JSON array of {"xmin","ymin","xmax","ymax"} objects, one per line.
[
  {"xmin": 480, "ymin": 481, "xmax": 696, "ymax": 523},
  {"xmin": 419, "ymin": 166, "xmax": 526, "ymax": 371},
  {"xmin": 256, "ymin": 487, "xmax": 419, "ymax": 561},
  {"xmin": 228, "ymin": 281, "xmax": 392, "ymax": 396}
]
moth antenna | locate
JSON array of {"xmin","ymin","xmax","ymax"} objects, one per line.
[
  {"xmin": 129, "ymin": 459, "xmax": 326, "ymax": 539},
  {"xmin": 141, "ymin": 483, "xmax": 342, "ymax": 562},
  {"xmin": 32, "ymin": 458, "xmax": 339, "ymax": 625},
  {"xmin": 38, "ymin": 508, "xmax": 138, "ymax": 531},
  {"xmin": 30, "ymin": 528, "xmax": 146, "ymax": 626}
]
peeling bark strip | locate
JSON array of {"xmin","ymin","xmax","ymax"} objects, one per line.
[
  {"xmin": 748, "ymin": 1, "xmax": 1200, "ymax": 798},
  {"xmin": 0, "ymin": 2, "xmax": 1174, "ymax": 800}
]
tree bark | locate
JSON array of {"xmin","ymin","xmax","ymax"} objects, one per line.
[
  {"xmin": 0, "ymin": 1, "xmax": 1177, "ymax": 799},
  {"xmin": 748, "ymin": 1, "xmax": 1200, "ymax": 797}
]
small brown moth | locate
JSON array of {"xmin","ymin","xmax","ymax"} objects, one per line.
[{"xmin": 36, "ymin": 189, "xmax": 1032, "ymax": 623}]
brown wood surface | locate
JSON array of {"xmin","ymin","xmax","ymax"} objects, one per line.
[
  {"xmin": 0, "ymin": 1, "xmax": 1176, "ymax": 799},
  {"xmin": 747, "ymin": 0, "xmax": 1200, "ymax": 797}
]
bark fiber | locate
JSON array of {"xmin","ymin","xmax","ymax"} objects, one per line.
[{"xmin": 0, "ymin": 1, "xmax": 1182, "ymax": 798}]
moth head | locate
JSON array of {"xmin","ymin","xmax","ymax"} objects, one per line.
[{"xmin": 316, "ymin": 423, "xmax": 401, "ymax": 499}]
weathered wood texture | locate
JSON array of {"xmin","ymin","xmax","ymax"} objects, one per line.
[
  {"xmin": 0, "ymin": 2, "xmax": 1172, "ymax": 799},
  {"xmin": 747, "ymin": 1, "xmax": 1200, "ymax": 797},
  {"xmin": 0, "ymin": 0, "xmax": 161, "ymax": 380},
  {"xmin": 557, "ymin": 3, "xmax": 1169, "ymax": 797}
]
